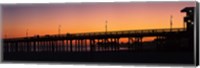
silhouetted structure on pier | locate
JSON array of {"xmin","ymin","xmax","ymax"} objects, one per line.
[
  {"xmin": 181, "ymin": 7, "xmax": 194, "ymax": 31},
  {"xmin": 181, "ymin": 7, "xmax": 195, "ymax": 51}
]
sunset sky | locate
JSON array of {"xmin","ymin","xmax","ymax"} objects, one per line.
[{"xmin": 2, "ymin": 2, "xmax": 195, "ymax": 38}]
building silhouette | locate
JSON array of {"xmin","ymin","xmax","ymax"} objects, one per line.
[{"xmin": 181, "ymin": 7, "xmax": 194, "ymax": 31}]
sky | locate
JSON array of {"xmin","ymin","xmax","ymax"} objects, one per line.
[{"xmin": 2, "ymin": 2, "xmax": 196, "ymax": 39}]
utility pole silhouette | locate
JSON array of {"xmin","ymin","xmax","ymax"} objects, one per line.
[
  {"xmin": 105, "ymin": 20, "xmax": 108, "ymax": 33},
  {"xmin": 26, "ymin": 29, "xmax": 28, "ymax": 37},
  {"xmin": 58, "ymin": 25, "xmax": 61, "ymax": 35},
  {"xmin": 170, "ymin": 15, "xmax": 173, "ymax": 31}
]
